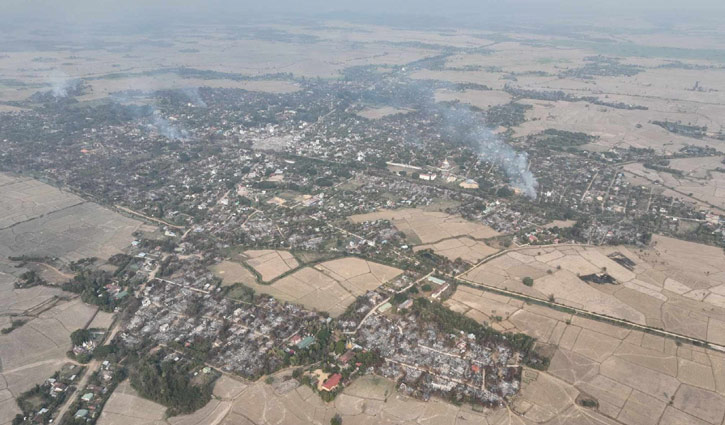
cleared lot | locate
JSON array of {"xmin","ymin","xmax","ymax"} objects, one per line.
[
  {"xmin": 460, "ymin": 237, "xmax": 725, "ymax": 345},
  {"xmin": 349, "ymin": 208, "xmax": 499, "ymax": 245},
  {"xmin": 447, "ymin": 284, "xmax": 725, "ymax": 425},
  {"xmin": 0, "ymin": 173, "xmax": 142, "ymax": 262},
  {"xmin": 213, "ymin": 257, "xmax": 402, "ymax": 317},
  {"xmin": 242, "ymin": 250, "xmax": 299, "ymax": 282}
]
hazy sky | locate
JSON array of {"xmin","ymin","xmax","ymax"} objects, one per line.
[{"xmin": 3, "ymin": 0, "xmax": 724, "ymax": 29}]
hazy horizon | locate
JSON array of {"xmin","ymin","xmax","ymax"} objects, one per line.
[{"xmin": 3, "ymin": 0, "xmax": 725, "ymax": 31}]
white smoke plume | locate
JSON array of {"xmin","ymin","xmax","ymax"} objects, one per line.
[
  {"xmin": 181, "ymin": 87, "xmax": 207, "ymax": 108},
  {"xmin": 439, "ymin": 104, "xmax": 538, "ymax": 199},
  {"xmin": 49, "ymin": 70, "xmax": 70, "ymax": 98},
  {"xmin": 151, "ymin": 111, "xmax": 187, "ymax": 140},
  {"xmin": 474, "ymin": 127, "xmax": 538, "ymax": 199}
]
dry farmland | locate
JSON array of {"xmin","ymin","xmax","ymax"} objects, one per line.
[
  {"xmin": 414, "ymin": 236, "xmax": 499, "ymax": 264},
  {"xmin": 0, "ymin": 173, "xmax": 142, "ymax": 424},
  {"xmin": 213, "ymin": 257, "xmax": 402, "ymax": 317},
  {"xmin": 410, "ymin": 39, "xmax": 725, "ymax": 157},
  {"xmin": 434, "ymin": 88, "xmax": 513, "ymax": 110},
  {"xmin": 98, "ymin": 376, "xmax": 246, "ymax": 425},
  {"xmin": 0, "ymin": 298, "xmax": 114, "ymax": 425},
  {"xmin": 460, "ymin": 236, "xmax": 725, "ymax": 346},
  {"xmin": 349, "ymin": 208, "xmax": 499, "ymax": 245},
  {"xmin": 356, "ymin": 106, "xmax": 413, "ymax": 120},
  {"xmin": 623, "ymin": 158, "xmax": 725, "ymax": 211},
  {"xmin": 0, "ymin": 173, "xmax": 142, "ymax": 262},
  {"xmin": 447, "ymin": 284, "xmax": 725, "ymax": 425},
  {"xmin": 0, "ymin": 25, "xmax": 436, "ymax": 102},
  {"xmin": 242, "ymin": 250, "xmax": 299, "ymax": 282}
]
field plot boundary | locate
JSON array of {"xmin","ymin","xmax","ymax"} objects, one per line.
[{"xmin": 454, "ymin": 276, "xmax": 725, "ymax": 352}]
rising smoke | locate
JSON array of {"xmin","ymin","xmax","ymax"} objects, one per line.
[
  {"xmin": 50, "ymin": 71, "xmax": 70, "ymax": 97},
  {"xmin": 151, "ymin": 111, "xmax": 188, "ymax": 140},
  {"xmin": 438, "ymin": 103, "xmax": 538, "ymax": 199},
  {"xmin": 110, "ymin": 91, "xmax": 189, "ymax": 140},
  {"xmin": 181, "ymin": 87, "xmax": 207, "ymax": 108}
]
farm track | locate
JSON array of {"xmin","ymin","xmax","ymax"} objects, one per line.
[{"xmin": 455, "ymin": 243, "xmax": 725, "ymax": 352}]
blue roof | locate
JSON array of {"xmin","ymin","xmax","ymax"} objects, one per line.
[{"xmin": 296, "ymin": 336, "xmax": 315, "ymax": 349}]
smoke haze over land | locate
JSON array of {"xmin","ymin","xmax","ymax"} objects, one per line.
[{"xmin": 439, "ymin": 104, "xmax": 538, "ymax": 198}]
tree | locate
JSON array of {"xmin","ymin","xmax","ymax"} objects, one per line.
[
  {"xmin": 522, "ymin": 277, "xmax": 534, "ymax": 287},
  {"xmin": 70, "ymin": 329, "xmax": 91, "ymax": 346},
  {"xmin": 331, "ymin": 414, "xmax": 343, "ymax": 425},
  {"xmin": 334, "ymin": 340, "xmax": 346, "ymax": 355}
]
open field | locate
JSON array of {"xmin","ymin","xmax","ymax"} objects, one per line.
[
  {"xmin": 407, "ymin": 38, "xmax": 725, "ymax": 155},
  {"xmin": 213, "ymin": 257, "xmax": 402, "ymax": 317},
  {"xmin": 242, "ymin": 250, "xmax": 299, "ymax": 282},
  {"xmin": 434, "ymin": 88, "xmax": 513, "ymax": 111},
  {"xmin": 514, "ymin": 99, "xmax": 719, "ymax": 153},
  {"xmin": 623, "ymin": 159, "xmax": 725, "ymax": 211},
  {"xmin": 209, "ymin": 261, "xmax": 258, "ymax": 287},
  {"xmin": 460, "ymin": 236, "xmax": 725, "ymax": 345},
  {"xmin": 0, "ymin": 173, "xmax": 142, "ymax": 262},
  {"xmin": 0, "ymin": 174, "xmax": 141, "ymax": 424},
  {"xmin": 356, "ymin": 106, "xmax": 413, "ymax": 120},
  {"xmin": 78, "ymin": 76, "xmax": 301, "ymax": 101},
  {"xmin": 414, "ymin": 236, "xmax": 499, "ymax": 263},
  {"xmin": 349, "ymin": 208, "xmax": 499, "ymax": 245},
  {"xmin": 0, "ymin": 298, "xmax": 113, "ymax": 425},
  {"xmin": 447, "ymin": 284, "xmax": 725, "ymax": 425},
  {"xmin": 0, "ymin": 25, "xmax": 438, "ymax": 102}
]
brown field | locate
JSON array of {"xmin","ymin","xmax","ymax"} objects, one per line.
[
  {"xmin": 0, "ymin": 25, "xmax": 437, "ymax": 103},
  {"xmin": 623, "ymin": 159, "xmax": 725, "ymax": 211},
  {"xmin": 0, "ymin": 174, "xmax": 141, "ymax": 423},
  {"xmin": 213, "ymin": 257, "xmax": 402, "ymax": 317},
  {"xmin": 513, "ymin": 99, "xmax": 718, "ymax": 153},
  {"xmin": 96, "ymin": 380, "xmax": 168, "ymax": 425},
  {"xmin": 78, "ymin": 76, "xmax": 300, "ymax": 101},
  {"xmin": 460, "ymin": 236, "xmax": 725, "ymax": 345},
  {"xmin": 414, "ymin": 236, "xmax": 499, "ymax": 263},
  {"xmin": 446, "ymin": 284, "xmax": 725, "ymax": 425},
  {"xmin": 356, "ymin": 106, "xmax": 413, "ymax": 120},
  {"xmin": 0, "ymin": 173, "xmax": 142, "ymax": 262},
  {"xmin": 0, "ymin": 298, "xmax": 113, "ymax": 420},
  {"xmin": 242, "ymin": 250, "xmax": 299, "ymax": 282},
  {"xmin": 209, "ymin": 261, "xmax": 258, "ymax": 287},
  {"xmin": 99, "ymin": 376, "xmax": 247, "ymax": 425},
  {"xmin": 405, "ymin": 37, "xmax": 725, "ymax": 157},
  {"xmin": 434, "ymin": 88, "xmax": 512, "ymax": 111},
  {"xmin": 349, "ymin": 208, "xmax": 499, "ymax": 245}
]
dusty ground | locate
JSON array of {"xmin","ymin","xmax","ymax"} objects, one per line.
[
  {"xmin": 242, "ymin": 250, "xmax": 299, "ymax": 282},
  {"xmin": 446, "ymin": 284, "xmax": 725, "ymax": 425},
  {"xmin": 213, "ymin": 257, "xmax": 402, "ymax": 317},
  {"xmin": 349, "ymin": 208, "xmax": 499, "ymax": 245},
  {"xmin": 623, "ymin": 159, "xmax": 725, "ymax": 211},
  {"xmin": 0, "ymin": 173, "xmax": 142, "ymax": 262},
  {"xmin": 414, "ymin": 236, "xmax": 499, "ymax": 264},
  {"xmin": 0, "ymin": 174, "xmax": 140, "ymax": 424},
  {"xmin": 356, "ymin": 106, "xmax": 413, "ymax": 120},
  {"xmin": 434, "ymin": 89, "xmax": 513, "ymax": 110},
  {"xmin": 460, "ymin": 237, "xmax": 725, "ymax": 345},
  {"xmin": 0, "ymin": 298, "xmax": 114, "ymax": 425}
]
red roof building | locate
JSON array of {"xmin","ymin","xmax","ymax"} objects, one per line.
[
  {"xmin": 339, "ymin": 350, "xmax": 355, "ymax": 365},
  {"xmin": 321, "ymin": 373, "xmax": 342, "ymax": 391}
]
